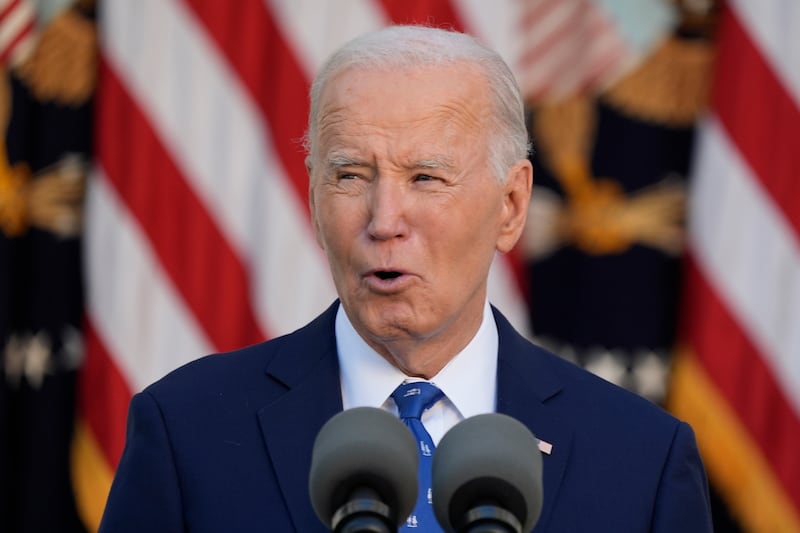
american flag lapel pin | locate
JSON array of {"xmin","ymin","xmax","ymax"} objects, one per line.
[{"xmin": 538, "ymin": 439, "xmax": 553, "ymax": 455}]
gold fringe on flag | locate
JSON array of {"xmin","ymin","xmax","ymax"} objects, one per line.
[
  {"xmin": 668, "ymin": 349, "xmax": 800, "ymax": 533},
  {"xmin": 71, "ymin": 421, "xmax": 114, "ymax": 533}
]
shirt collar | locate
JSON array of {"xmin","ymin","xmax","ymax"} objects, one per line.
[{"xmin": 336, "ymin": 301, "xmax": 498, "ymax": 419}]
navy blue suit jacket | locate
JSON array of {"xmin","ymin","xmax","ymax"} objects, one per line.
[{"xmin": 99, "ymin": 303, "xmax": 712, "ymax": 532}]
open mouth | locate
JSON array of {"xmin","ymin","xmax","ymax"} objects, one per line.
[{"xmin": 374, "ymin": 271, "xmax": 402, "ymax": 280}]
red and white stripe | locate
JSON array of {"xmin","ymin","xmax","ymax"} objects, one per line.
[
  {"xmin": 0, "ymin": 0, "xmax": 36, "ymax": 66},
  {"xmin": 515, "ymin": 0, "xmax": 633, "ymax": 101},
  {"xmin": 77, "ymin": 1, "xmax": 533, "ymax": 529},
  {"xmin": 678, "ymin": 0, "xmax": 800, "ymax": 528}
]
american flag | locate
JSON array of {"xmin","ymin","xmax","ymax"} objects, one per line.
[{"xmin": 669, "ymin": 0, "xmax": 800, "ymax": 530}]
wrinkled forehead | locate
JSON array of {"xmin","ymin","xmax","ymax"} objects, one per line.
[{"xmin": 315, "ymin": 63, "xmax": 491, "ymax": 150}]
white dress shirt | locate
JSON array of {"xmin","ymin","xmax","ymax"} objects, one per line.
[{"xmin": 336, "ymin": 300, "xmax": 498, "ymax": 444}]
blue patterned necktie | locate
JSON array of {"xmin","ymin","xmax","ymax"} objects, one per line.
[{"xmin": 392, "ymin": 381, "xmax": 445, "ymax": 531}]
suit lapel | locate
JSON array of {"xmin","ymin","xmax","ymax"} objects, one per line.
[
  {"xmin": 257, "ymin": 304, "xmax": 343, "ymax": 533},
  {"xmin": 493, "ymin": 308, "xmax": 572, "ymax": 532},
  {"xmin": 256, "ymin": 304, "xmax": 572, "ymax": 531}
]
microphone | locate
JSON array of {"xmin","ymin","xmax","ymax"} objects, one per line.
[
  {"xmin": 432, "ymin": 413, "xmax": 544, "ymax": 533},
  {"xmin": 309, "ymin": 407, "xmax": 419, "ymax": 532}
]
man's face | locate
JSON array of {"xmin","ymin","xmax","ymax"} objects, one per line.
[{"xmin": 309, "ymin": 63, "xmax": 529, "ymax": 373}]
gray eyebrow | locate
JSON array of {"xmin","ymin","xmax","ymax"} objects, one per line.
[
  {"xmin": 322, "ymin": 153, "xmax": 455, "ymax": 172},
  {"xmin": 324, "ymin": 153, "xmax": 365, "ymax": 171},
  {"xmin": 415, "ymin": 156, "xmax": 455, "ymax": 171}
]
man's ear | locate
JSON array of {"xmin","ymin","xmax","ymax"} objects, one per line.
[{"xmin": 496, "ymin": 159, "xmax": 533, "ymax": 254}]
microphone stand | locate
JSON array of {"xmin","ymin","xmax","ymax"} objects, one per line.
[
  {"xmin": 331, "ymin": 487, "xmax": 395, "ymax": 533},
  {"xmin": 457, "ymin": 504, "xmax": 522, "ymax": 533}
]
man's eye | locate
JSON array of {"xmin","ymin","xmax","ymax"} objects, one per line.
[
  {"xmin": 338, "ymin": 173, "xmax": 358, "ymax": 180},
  {"xmin": 414, "ymin": 174, "xmax": 435, "ymax": 182}
]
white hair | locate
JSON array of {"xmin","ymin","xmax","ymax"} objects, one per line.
[{"xmin": 304, "ymin": 25, "xmax": 531, "ymax": 182}]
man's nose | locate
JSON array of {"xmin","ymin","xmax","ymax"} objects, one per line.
[{"xmin": 366, "ymin": 178, "xmax": 409, "ymax": 241}]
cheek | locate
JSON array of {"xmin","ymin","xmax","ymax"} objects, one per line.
[
  {"xmin": 316, "ymin": 200, "xmax": 361, "ymax": 255},
  {"xmin": 437, "ymin": 195, "xmax": 501, "ymax": 248},
  {"xmin": 420, "ymin": 215, "xmax": 493, "ymax": 287}
]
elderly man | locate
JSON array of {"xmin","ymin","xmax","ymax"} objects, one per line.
[{"xmin": 99, "ymin": 25, "xmax": 712, "ymax": 532}]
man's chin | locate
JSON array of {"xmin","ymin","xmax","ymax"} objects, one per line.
[{"xmin": 355, "ymin": 305, "xmax": 423, "ymax": 341}]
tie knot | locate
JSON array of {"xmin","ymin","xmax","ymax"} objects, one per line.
[{"xmin": 392, "ymin": 381, "xmax": 443, "ymax": 420}]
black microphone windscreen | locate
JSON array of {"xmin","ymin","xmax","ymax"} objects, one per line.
[
  {"xmin": 432, "ymin": 413, "xmax": 544, "ymax": 533},
  {"xmin": 308, "ymin": 406, "xmax": 419, "ymax": 528}
]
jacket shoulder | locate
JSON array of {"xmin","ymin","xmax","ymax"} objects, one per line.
[{"xmin": 143, "ymin": 302, "xmax": 339, "ymax": 404}]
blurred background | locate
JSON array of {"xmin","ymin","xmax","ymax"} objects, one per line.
[{"xmin": 1, "ymin": 0, "xmax": 798, "ymax": 531}]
